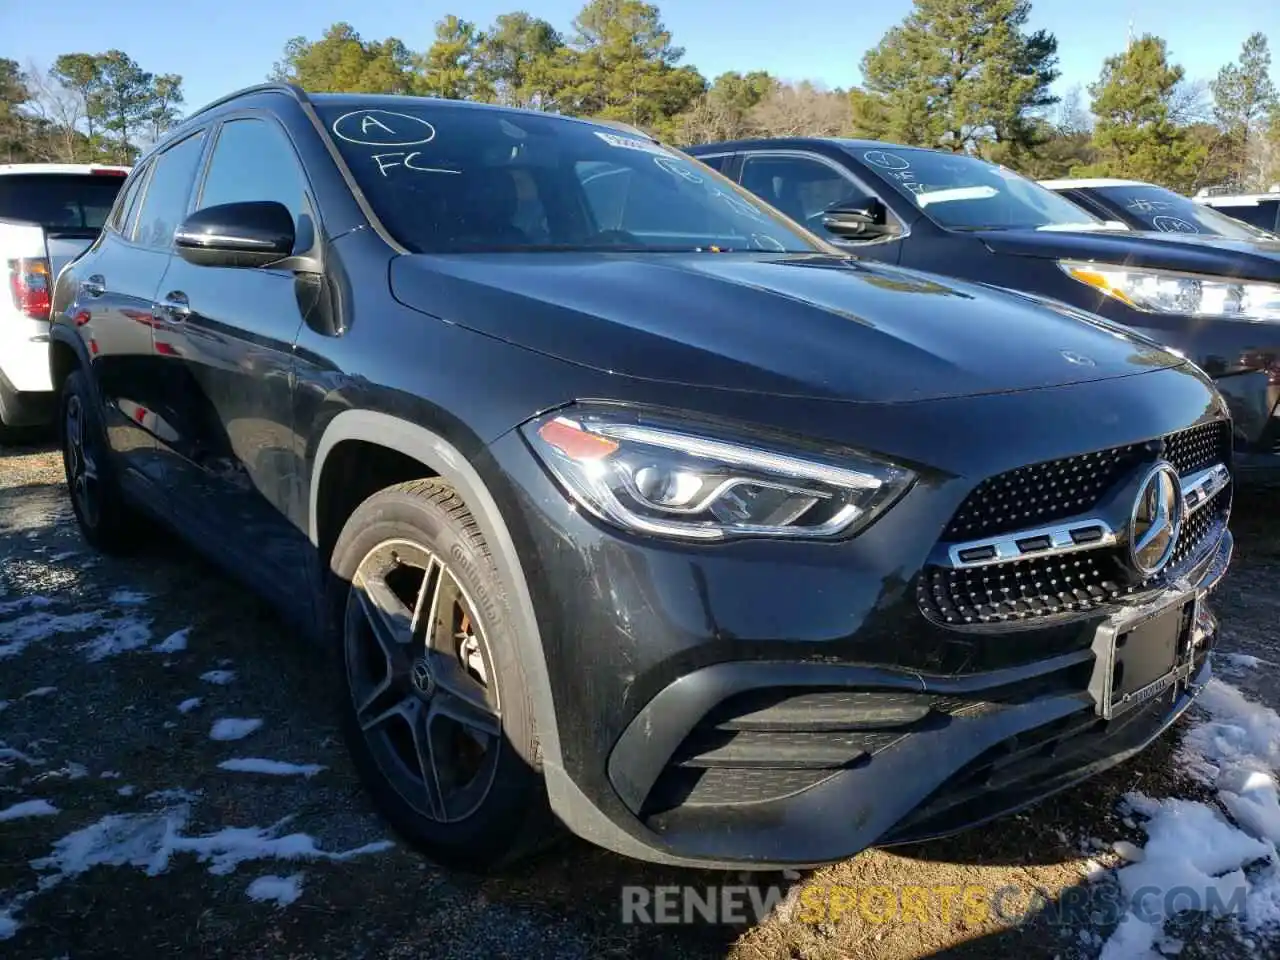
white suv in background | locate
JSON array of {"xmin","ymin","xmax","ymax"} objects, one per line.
[{"xmin": 0, "ymin": 163, "xmax": 129, "ymax": 441}]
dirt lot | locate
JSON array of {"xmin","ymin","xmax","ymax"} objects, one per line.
[{"xmin": 2, "ymin": 438, "xmax": 1278, "ymax": 960}]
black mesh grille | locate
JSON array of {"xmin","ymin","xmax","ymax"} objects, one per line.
[
  {"xmin": 924, "ymin": 420, "xmax": 1231, "ymax": 627},
  {"xmin": 917, "ymin": 551, "xmax": 1131, "ymax": 625},
  {"xmin": 1171, "ymin": 486, "xmax": 1230, "ymax": 568},
  {"xmin": 1165, "ymin": 419, "xmax": 1233, "ymax": 476},
  {"xmin": 942, "ymin": 420, "xmax": 1231, "ymax": 541}
]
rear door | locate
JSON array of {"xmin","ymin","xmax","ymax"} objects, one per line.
[
  {"xmin": 149, "ymin": 112, "xmax": 317, "ymax": 608},
  {"xmin": 66, "ymin": 133, "xmax": 208, "ymax": 487}
]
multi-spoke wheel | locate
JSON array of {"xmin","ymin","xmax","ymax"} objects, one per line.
[
  {"xmin": 346, "ymin": 539, "xmax": 502, "ymax": 824},
  {"xmin": 59, "ymin": 370, "xmax": 138, "ymax": 553},
  {"xmin": 330, "ymin": 479, "xmax": 553, "ymax": 871},
  {"xmin": 64, "ymin": 391, "xmax": 100, "ymax": 529}
]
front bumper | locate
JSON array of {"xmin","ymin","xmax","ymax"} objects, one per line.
[
  {"xmin": 605, "ymin": 533, "xmax": 1226, "ymax": 867},
  {"xmin": 481, "ymin": 368, "xmax": 1236, "ymax": 870}
]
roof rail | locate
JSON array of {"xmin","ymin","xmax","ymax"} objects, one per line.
[{"xmin": 183, "ymin": 82, "xmax": 311, "ymax": 122}]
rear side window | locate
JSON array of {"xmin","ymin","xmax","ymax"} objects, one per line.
[
  {"xmin": 108, "ymin": 163, "xmax": 149, "ymax": 235},
  {"xmin": 131, "ymin": 132, "xmax": 206, "ymax": 249},
  {"xmin": 0, "ymin": 174, "xmax": 127, "ymax": 231},
  {"xmin": 694, "ymin": 153, "xmax": 732, "ymax": 174}
]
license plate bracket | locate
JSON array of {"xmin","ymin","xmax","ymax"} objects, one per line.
[{"xmin": 1089, "ymin": 591, "xmax": 1199, "ymax": 719}]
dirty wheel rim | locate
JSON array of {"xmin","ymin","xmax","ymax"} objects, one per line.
[
  {"xmin": 344, "ymin": 538, "xmax": 502, "ymax": 823},
  {"xmin": 63, "ymin": 393, "xmax": 99, "ymax": 529}
]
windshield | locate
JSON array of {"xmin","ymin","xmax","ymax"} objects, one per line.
[
  {"xmin": 316, "ymin": 102, "xmax": 827, "ymax": 254},
  {"xmin": 0, "ymin": 173, "xmax": 126, "ymax": 231},
  {"xmin": 1095, "ymin": 184, "xmax": 1276, "ymax": 240},
  {"xmin": 848, "ymin": 146, "xmax": 1108, "ymax": 232}
]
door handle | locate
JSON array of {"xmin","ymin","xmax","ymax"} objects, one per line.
[
  {"xmin": 80, "ymin": 275, "xmax": 106, "ymax": 298},
  {"xmin": 154, "ymin": 291, "xmax": 190, "ymax": 324}
]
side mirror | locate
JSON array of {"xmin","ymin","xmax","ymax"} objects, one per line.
[
  {"xmin": 175, "ymin": 201, "xmax": 295, "ymax": 268},
  {"xmin": 821, "ymin": 197, "xmax": 894, "ymax": 239}
]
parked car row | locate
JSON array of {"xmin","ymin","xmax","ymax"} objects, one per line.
[
  {"xmin": 12, "ymin": 85, "xmax": 1247, "ymax": 873},
  {"xmin": 685, "ymin": 139, "xmax": 1280, "ymax": 474}
]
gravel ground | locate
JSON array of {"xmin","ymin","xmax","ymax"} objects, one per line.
[{"xmin": 1, "ymin": 438, "xmax": 1278, "ymax": 960}]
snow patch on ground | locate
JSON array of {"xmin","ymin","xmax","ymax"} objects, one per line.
[
  {"xmin": 1099, "ymin": 679, "xmax": 1280, "ymax": 958},
  {"xmin": 78, "ymin": 617, "xmax": 152, "ymax": 662},
  {"xmin": 22, "ymin": 686, "xmax": 56, "ymax": 698},
  {"xmin": 0, "ymin": 799, "xmax": 391, "ymax": 937},
  {"xmin": 218, "ymin": 758, "xmax": 326, "ymax": 778},
  {"xmin": 200, "ymin": 669, "xmax": 235, "ymax": 685},
  {"xmin": 246, "ymin": 872, "xmax": 305, "ymax": 907},
  {"xmin": 0, "ymin": 596, "xmax": 52, "ymax": 616},
  {"xmin": 1220, "ymin": 653, "xmax": 1268, "ymax": 675},
  {"xmin": 0, "ymin": 800, "xmax": 58, "ymax": 822},
  {"xmin": 0, "ymin": 742, "xmax": 44, "ymax": 766},
  {"xmin": 152, "ymin": 629, "xmax": 190, "ymax": 654},
  {"xmin": 0, "ymin": 611, "xmax": 104, "ymax": 659},
  {"xmin": 177, "ymin": 697, "xmax": 202, "ymax": 714},
  {"xmin": 108, "ymin": 589, "xmax": 150, "ymax": 606},
  {"xmin": 210, "ymin": 718, "xmax": 263, "ymax": 742},
  {"xmin": 38, "ymin": 761, "xmax": 88, "ymax": 781}
]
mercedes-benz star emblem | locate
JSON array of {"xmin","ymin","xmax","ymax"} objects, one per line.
[
  {"xmin": 1060, "ymin": 350, "xmax": 1096, "ymax": 366},
  {"xmin": 410, "ymin": 657, "xmax": 435, "ymax": 697},
  {"xmin": 1129, "ymin": 462, "xmax": 1184, "ymax": 577}
]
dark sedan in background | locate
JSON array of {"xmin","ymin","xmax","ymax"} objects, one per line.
[
  {"xmin": 1041, "ymin": 177, "xmax": 1278, "ymax": 241},
  {"xmin": 687, "ymin": 137, "xmax": 1280, "ymax": 473}
]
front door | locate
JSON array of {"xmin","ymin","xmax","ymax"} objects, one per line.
[
  {"xmin": 736, "ymin": 151, "xmax": 905, "ymax": 265},
  {"xmin": 149, "ymin": 113, "xmax": 318, "ymax": 616}
]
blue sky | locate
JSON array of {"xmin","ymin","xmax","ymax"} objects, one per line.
[{"xmin": 1, "ymin": 0, "xmax": 1274, "ymax": 115}]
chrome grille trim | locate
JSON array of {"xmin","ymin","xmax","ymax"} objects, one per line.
[
  {"xmin": 940, "ymin": 463, "xmax": 1229, "ymax": 571},
  {"xmin": 1181, "ymin": 464, "xmax": 1231, "ymax": 515}
]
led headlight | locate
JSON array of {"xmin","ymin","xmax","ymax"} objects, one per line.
[
  {"xmin": 522, "ymin": 406, "xmax": 915, "ymax": 541},
  {"xmin": 1060, "ymin": 261, "xmax": 1280, "ymax": 321}
]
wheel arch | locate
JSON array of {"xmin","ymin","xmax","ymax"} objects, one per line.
[
  {"xmin": 309, "ymin": 409, "xmax": 565, "ymax": 783},
  {"xmin": 48, "ymin": 326, "xmax": 90, "ymax": 395}
]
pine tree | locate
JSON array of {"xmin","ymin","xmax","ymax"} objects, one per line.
[
  {"xmin": 849, "ymin": 0, "xmax": 1059, "ymax": 153},
  {"xmin": 271, "ymin": 24, "xmax": 417, "ymax": 94},
  {"xmin": 1211, "ymin": 33, "xmax": 1279, "ymax": 190},
  {"xmin": 548, "ymin": 0, "xmax": 705, "ymax": 132},
  {"xmin": 1076, "ymin": 35, "xmax": 1204, "ymax": 192}
]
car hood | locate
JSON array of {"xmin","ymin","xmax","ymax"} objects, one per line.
[
  {"xmin": 976, "ymin": 228, "xmax": 1280, "ymax": 281},
  {"xmin": 389, "ymin": 252, "xmax": 1181, "ymax": 403}
]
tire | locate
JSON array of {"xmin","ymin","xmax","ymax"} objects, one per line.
[
  {"xmin": 329, "ymin": 478, "xmax": 555, "ymax": 872},
  {"xmin": 59, "ymin": 369, "xmax": 142, "ymax": 554}
]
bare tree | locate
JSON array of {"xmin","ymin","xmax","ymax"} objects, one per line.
[
  {"xmin": 749, "ymin": 81, "xmax": 852, "ymax": 138},
  {"xmin": 1168, "ymin": 78, "xmax": 1212, "ymax": 126},
  {"xmin": 22, "ymin": 60, "xmax": 87, "ymax": 161},
  {"xmin": 1055, "ymin": 84, "xmax": 1093, "ymax": 134}
]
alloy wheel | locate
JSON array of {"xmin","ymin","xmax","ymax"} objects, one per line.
[
  {"xmin": 344, "ymin": 538, "xmax": 502, "ymax": 823},
  {"xmin": 63, "ymin": 393, "xmax": 100, "ymax": 529}
]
